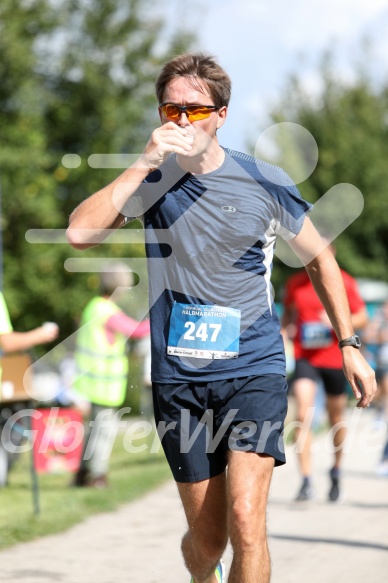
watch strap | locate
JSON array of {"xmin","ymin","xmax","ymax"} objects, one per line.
[{"xmin": 338, "ymin": 335, "xmax": 361, "ymax": 349}]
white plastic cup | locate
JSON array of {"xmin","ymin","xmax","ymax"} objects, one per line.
[{"xmin": 42, "ymin": 322, "xmax": 59, "ymax": 333}]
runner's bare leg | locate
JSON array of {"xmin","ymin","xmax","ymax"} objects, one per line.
[
  {"xmin": 177, "ymin": 472, "xmax": 228, "ymax": 583},
  {"xmin": 227, "ymin": 452, "xmax": 274, "ymax": 583}
]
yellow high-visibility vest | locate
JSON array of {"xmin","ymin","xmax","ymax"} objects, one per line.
[{"xmin": 73, "ymin": 297, "xmax": 129, "ymax": 407}]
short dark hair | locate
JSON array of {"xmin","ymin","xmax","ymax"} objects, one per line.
[{"xmin": 155, "ymin": 53, "xmax": 231, "ymax": 109}]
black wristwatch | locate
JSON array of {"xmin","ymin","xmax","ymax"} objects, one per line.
[{"xmin": 338, "ymin": 335, "xmax": 361, "ymax": 349}]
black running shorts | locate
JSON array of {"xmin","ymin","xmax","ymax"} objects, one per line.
[
  {"xmin": 292, "ymin": 359, "xmax": 348, "ymax": 396},
  {"xmin": 152, "ymin": 374, "xmax": 288, "ymax": 483}
]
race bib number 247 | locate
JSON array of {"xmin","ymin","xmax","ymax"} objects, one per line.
[{"xmin": 167, "ymin": 303, "xmax": 240, "ymax": 359}]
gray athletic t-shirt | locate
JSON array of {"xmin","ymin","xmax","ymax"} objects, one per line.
[{"xmin": 123, "ymin": 148, "xmax": 312, "ymax": 383}]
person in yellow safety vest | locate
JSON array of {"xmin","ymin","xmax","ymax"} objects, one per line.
[
  {"xmin": 0, "ymin": 291, "xmax": 59, "ymax": 487},
  {"xmin": 72, "ymin": 263, "xmax": 150, "ymax": 488}
]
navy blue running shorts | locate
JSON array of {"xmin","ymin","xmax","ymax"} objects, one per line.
[
  {"xmin": 152, "ymin": 374, "xmax": 288, "ymax": 483},
  {"xmin": 292, "ymin": 359, "xmax": 347, "ymax": 396}
]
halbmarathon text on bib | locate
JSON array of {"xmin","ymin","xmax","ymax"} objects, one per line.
[{"xmin": 167, "ymin": 303, "xmax": 241, "ymax": 359}]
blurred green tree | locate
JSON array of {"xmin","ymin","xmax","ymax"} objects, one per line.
[
  {"xmin": 0, "ymin": 0, "xmax": 194, "ymax": 346},
  {"xmin": 0, "ymin": 0, "xmax": 61, "ymax": 325},
  {"xmin": 255, "ymin": 56, "xmax": 388, "ymax": 295}
]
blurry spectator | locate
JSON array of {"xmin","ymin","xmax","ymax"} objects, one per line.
[
  {"xmin": 56, "ymin": 353, "xmax": 90, "ymax": 414},
  {"xmin": 0, "ymin": 292, "xmax": 58, "ymax": 354},
  {"xmin": 282, "ymin": 241, "xmax": 368, "ymax": 501},
  {"xmin": 71, "ymin": 263, "xmax": 150, "ymax": 488},
  {"xmin": 362, "ymin": 299, "xmax": 388, "ymax": 476},
  {"xmin": 0, "ymin": 291, "xmax": 59, "ymax": 486}
]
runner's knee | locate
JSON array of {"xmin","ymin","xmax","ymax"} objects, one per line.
[
  {"xmin": 229, "ymin": 498, "xmax": 267, "ymax": 551},
  {"xmin": 183, "ymin": 528, "xmax": 227, "ymax": 562}
]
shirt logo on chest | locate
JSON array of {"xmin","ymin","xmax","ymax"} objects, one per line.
[{"xmin": 221, "ymin": 205, "xmax": 237, "ymax": 213}]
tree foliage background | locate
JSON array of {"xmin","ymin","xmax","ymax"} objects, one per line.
[
  {"xmin": 261, "ymin": 55, "xmax": 388, "ymax": 294},
  {"xmin": 0, "ymin": 0, "xmax": 193, "ymax": 349}
]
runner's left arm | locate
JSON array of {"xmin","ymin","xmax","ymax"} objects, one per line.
[{"xmin": 287, "ymin": 217, "xmax": 377, "ymax": 408}]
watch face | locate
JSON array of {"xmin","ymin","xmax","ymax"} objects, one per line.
[{"xmin": 339, "ymin": 335, "xmax": 362, "ymax": 349}]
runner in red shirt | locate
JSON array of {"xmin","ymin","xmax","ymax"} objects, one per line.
[{"xmin": 282, "ymin": 243, "xmax": 367, "ymax": 502}]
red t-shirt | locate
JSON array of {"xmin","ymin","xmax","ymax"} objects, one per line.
[{"xmin": 283, "ymin": 269, "xmax": 365, "ymax": 368}]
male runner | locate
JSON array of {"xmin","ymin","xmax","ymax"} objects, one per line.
[{"xmin": 67, "ymin": 53, "xmax": 376, "ymax": 583}]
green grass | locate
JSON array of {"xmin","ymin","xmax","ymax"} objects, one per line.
[{"xmin": 0, "ymin": 427, "xmax": 171, "ymax": 550}]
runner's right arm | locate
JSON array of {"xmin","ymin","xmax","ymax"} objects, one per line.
[{"xmin": 66, "ymin": 123, "xmax": 193, "ymax": 249}]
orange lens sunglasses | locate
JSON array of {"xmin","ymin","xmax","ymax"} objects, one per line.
[{"xmin": 160, "ymin": 102, "xmax": 218, "ymax": 122}]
